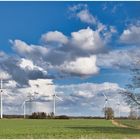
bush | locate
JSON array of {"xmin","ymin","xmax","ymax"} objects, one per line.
[
  {"xmin": 29, "ymin": 112, "xmax": 47, "ymax": 119},
  {"xmin": 55, "ymin": 115, "xmax": 69, "ymax": 119}
]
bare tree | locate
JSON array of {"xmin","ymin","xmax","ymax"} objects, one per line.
[
  {"xmin": 103, "ymin": 107, "xmax": 114, "ymax": 120},
  {"xmin": 128, "ymin": 107, "xmax": 137, "ymax": 119},
  {"xmin": 120, "ymin": 59, "xmax": 140, "ymax": 106}
]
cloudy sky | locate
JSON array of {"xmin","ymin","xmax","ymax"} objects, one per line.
[{"xmin": 0, "ymin": 1, "xmax": 140, "ymax": 116}]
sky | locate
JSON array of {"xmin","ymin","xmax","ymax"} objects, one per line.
[{"xmin": 0, "ymin": 1, "xmax": 140, "ymax": 116}]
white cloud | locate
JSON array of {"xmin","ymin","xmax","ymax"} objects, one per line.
[
  {"xmin": 71, "ymin": 27, "xmax": 104, "ymax": 52},
  {"xmin": 59, "ymin": 82, "xmax": 121, "ymax": 93},
  {"xmin": 56, "ymin": 82, "xmax": 130, "ymax": 116},
  {"xmin": 18, "ymin": 58, "xmax": 47, "ymax": 75},
  {"xmin": 77, "ymin": 9, "xmax": 97, "ymax": 25},
  {"xmin": 69, "ymin": 4, "xmax": 97, "ymax": 26},
  {"xmin": 3, "ymin": 79, "xmax": 54, "ymax": 115},
  {"xmin": 41, "ymin": 31, "xmax": 68, "ymax": 45},
  {"xmin": 10, "ymin": 39, "xmax": 33, "ymax": 55},
  {"xmin": 97, "ymin": 47, "xmax": 140, "ymax": 69},
  {"xmin": 10, "ymin": 39, "xmax": 48, "ymax": 57},
  {"xmin": 56, "ymin": 55, "xmax": 99, "ymax": 76},
  {"xmin": 68, "ymin": 4, "xmax": 117, "ymax": 46},
  {"xmin": 9, "ymin": 27, "xmax": 114, "ymax": 79},
  {"xmin": 0, "ymin": 51, "xmax": 6, "ymax": 57},
  {"xmin": 120, "ymin": 25, "xmax": 140, "ymax": 45},
  {"xmin": 0, "ymin": 69, "xmax": 11, "ymax": 80},
  {"xmin": 28, "ymin": 79, "xmax": 54, "ymax": 96},
  {"xmin": 2, "ymin": 79, "xmax": 130, "ymax": 116},
  {"xmin": 68, "ymin": 4, "xmax": 87, "ymax": 12}
]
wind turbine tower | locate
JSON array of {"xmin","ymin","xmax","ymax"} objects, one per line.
[
  {"xmin": 117, "ymin": 95, "xmax": 120, "ymax": 118},
  {"xmin": 46, "ymin": 83, "xmax": 63, "ymax": 116},
  {"xmin": 0, "ymin": 79, "xmax": 3, "ymax": 119},
  {"xmin": 52, "ymin": 92, "xmax": 63, "ymax": 116}
]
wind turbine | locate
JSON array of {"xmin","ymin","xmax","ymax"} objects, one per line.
[
  {"xmin": 22, "ymin": 92, "xmax": 38, "ymax": 118},
  {"xmin": 102, "ymin": 92, "xmax": 113, "ymax": 119},
  {"xmin": 102, "ymin": 92, "xmax": 109, "ymax": 119},
  {"xmin": 22, "ymin": 99, "xmax": 29, "ymax": 119},
  {"xmin": 46, "ymin": 83, "xmax": 63, "ymax": 116},
  {"xmin": 102, "ymin": 92, "xmax": 110, "ymax": 108},
  {"xmin": 116, "ymin": 95, "xmax": 120, "ymax": 118},
  {"xmin": 51, "ymin": 84, "xmax": 63, "ymax": 117},
  {"xmin": 0, "ymin": 79, "xmax": 3, "ymax": 119},
  {"xmin": 34, "ymin": 83, "xmax": 63, "ymax": 116},
  {"xmin": 52, "ymin": 92, "xmax": 63, "ymax": 117}
]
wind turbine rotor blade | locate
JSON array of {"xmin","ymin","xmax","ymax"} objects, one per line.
[
  {"xmin": 42, "ymin": 95, "xmax": 50, "ymax": 97},
  {"xmin": 56, "ymin": 96, "xmax": 63, "ymax": 101},
  {"xmin": 21, "ymin": 101, "xmax": 25, "ymax": 108},
  {"xmin": 102, "ymin": 92, "xmax": 107, "ymax": 99},
  {"xmin": 3, "ymin": 91, "xmax": 11, "ymax": 97}
]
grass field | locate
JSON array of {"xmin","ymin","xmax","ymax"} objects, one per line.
[
  {"xmin": 116, "ymin": 119, "xmax": 140, "ymax": 129},
  {"xmin": 0, "ymin": 119, "xmax": 140, "ymax": 139}
]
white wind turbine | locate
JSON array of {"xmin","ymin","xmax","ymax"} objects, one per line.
[
  {"xmin": 34, "ymin": 83, "xmax": 63, "ymax": 117},
  {"xmin": 22, "ymin": 92, "xmax": 38, "ymax": 118},
  {"xmin": 102, "ymin": 92, "xmax": 113, "ymax": 119},
  {"xmin": 0, "ymin": 71, "xmax": 11, "ymax": 119},
  {"xmin": 52, "ymin": 92, "xmax": 63, "ymax": 116},
  {"xmin": 46, "ymin": 83, "xmax": 63, "ymax": 116},
  {"xmin": 116, "ymin": 95, "xmax": 121, "ymax": 118},
  {"xmin": 0, "ymin": 79, "xmax": 3, "ymax": 119},
  {"xmin": 102, "ymin": 92, "xmax": 109, "ymax": 108},
  {"xmin": 0, "ymin": 79, "xmax": 11, "ymax": 119}
]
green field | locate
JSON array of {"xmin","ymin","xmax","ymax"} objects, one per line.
[
  {"xmin": 116, "ymin": 119, "xmax": 140, "ymax": 129},
  {"xmin": 0, "ymin": 119, "xmax": 140, "ymax": 139}
]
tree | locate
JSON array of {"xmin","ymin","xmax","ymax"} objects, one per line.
[
  {"xmin": 47, "ymin": 112, "xmax": 54, "ymax": 119},
  {"xmin": 119, "ymin": 59, "xmax": 140, "ymax": 113},
  {"xmin": 103, "ymin": 107, "xmax": 114, "ymax": 120},
  {"xmin": 128, "ymin": 107, "xmax": 137, "ymax": 119},
  {"xmin": 29, "ymin": 112, "xmax": 47, "ymax": 119}
]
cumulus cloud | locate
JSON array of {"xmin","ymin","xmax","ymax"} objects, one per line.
[
  {"xmin": 68, "ymin": 4, "xmax": 117, "ymax": 45},
  {"xmin": 120, "ymin": 24, "xmax": 140, "ymax": 45},
  {"xmin": 0, "ymin": 55, "xmax": 50, "ymax": 86},
  {"xmin": 28, "ymin": 79, "xmax": 54, "ymax": 96},
  {"xmin": 10, "ymin": 39, "xmax": 32, "ymax": 55},
  {"xmin": 56, "ymin": 55, "xmax": 99, "ymax": 76},
  {"xmin": 56, "ymin": 82, "xmax": 130, "ymax": 116},
  {"xmin": 9, "ymin": 27, "xmax": 107, "ymax": 77},
  {"xmin": 41, "ymin": 31, "xmax": 68, "ymax": 45},
  {"xmin": 18, "ymin": 58, "xmax": 47, "ymax": 75},
  {"xmin": 71, "ymin": 27, "xmax": 104, "ymax": 52},
  {"xmin": 0, "ymin": 4, "xmax": 137, "ymax": 116},
  {"xmin": 3, "ymin": 80, "xmax": 130, "ymax": 116},
  {"xmin": 3, "ymin": 79, "xmax": 54, "ymax": 115},
  {"xmin": 10, "ymin": 39, "xmax": 48, "ymax": 58},
  {"xmin": 0, "ymin": 69, "xmax": 11, "ymax": 80},
  {"xmin": 0, "ymin": 51, "xmax": 6, "ymax": 57},
  {"xmin": 97, "ymin": 47, "xmax": 140, "ymax": 69}
]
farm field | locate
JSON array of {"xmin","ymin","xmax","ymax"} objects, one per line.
[
  {"xmin": 0, "ymin": 119, "xmax": 140, "ymax": 139},
  {"xmin": 116, "ymin": 119, "xmax": 140, "ymax": 129}
]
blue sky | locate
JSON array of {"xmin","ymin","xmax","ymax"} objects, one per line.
[{"xmin": 0, "ymin": 2, "xmax": 140, "ymax": 116}]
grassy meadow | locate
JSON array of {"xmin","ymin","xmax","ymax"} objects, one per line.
[
  {"xmin": 0, "ymin": 119, "xmax": 140, "ymax": 139},
  {"xmin": 116, "ymin": 119, "xmax": 140, "ymax": 129}
]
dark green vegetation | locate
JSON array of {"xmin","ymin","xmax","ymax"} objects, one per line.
[{"xmin": 0, "ymin": 119, "xmax": 140, "ymax": 139}]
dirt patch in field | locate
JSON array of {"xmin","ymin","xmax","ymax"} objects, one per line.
[{"xmin": 112, "ymin": 120, "xmax": 129, "ymax": 128}]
